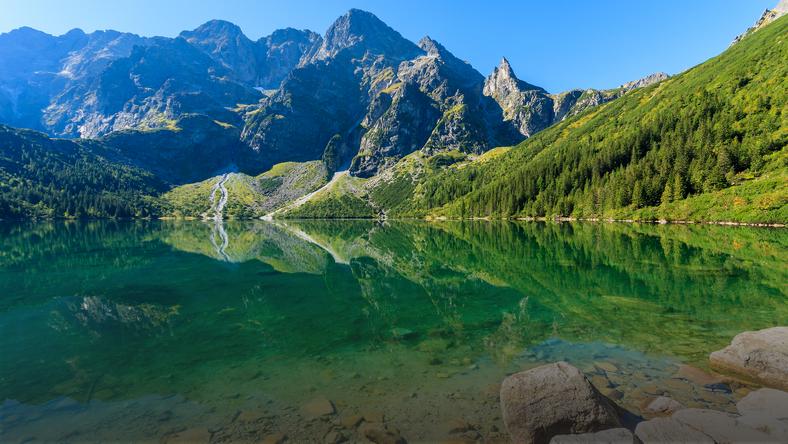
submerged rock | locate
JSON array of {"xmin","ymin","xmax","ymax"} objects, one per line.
[
  {"xmin": 358, "ymin": 422, "xmax": 405, "ymax": 444},
  {"xmin": 550, "ymin": 428, "xmax": 634, "ymax": 444},
  {"xmin": 709, "ymin": 326, "xmax": 788, "ymax": 390},
  {"xmin": 301, "ymin": 398, "xmax": 336, "ymax": 418},
  {"xmin": 644, "ymin": 396, "xmax": 684, "ymax": 416},
  {"xmin": 500, "ymin": 362, "xmax": 622, "ymax": 444},
  {"xmin": 166, "ymin": 427, "xmax": 211, "ymax": 443}
]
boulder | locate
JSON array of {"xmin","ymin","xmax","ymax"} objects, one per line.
[
  {"xmin": 500, "ymin": 362, "xmax": 622, "ymax": 444},
  {"xmin": 634, "ymin": 417, "xmax": 714, "ymax": 443},
  {"xmin": 549, "ymin": 428, "xmax": 633, "ymax": 443},
  {"xmin": 644, "ymin": 396, "xmax": 684, "ymax": 416},
  {"xmin": 672, "ymin": 408, "xmax": 774, "ymax": 442},
  {"xmin": 709, "ymin": 326, "xmax": 788, "ymax": 390},
  {"xmin": 736, "ymin": 388, "xmax": 788, "ymax": 417},
  {"xmin": 736, "ymin": 388, "xmax": 788, "ymax": 440}
]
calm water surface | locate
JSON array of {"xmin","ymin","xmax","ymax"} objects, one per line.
[{"xmin": 0, "ymin": 220, "xmax": 786, "ymax": 442}]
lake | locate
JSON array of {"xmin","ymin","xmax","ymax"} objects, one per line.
[{"xmin": 1, "ymin": 220, "xmax": 786, "ymax": 442}]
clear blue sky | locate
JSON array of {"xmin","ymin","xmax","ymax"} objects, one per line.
[{"xmin": 0, "ymin": 0, "xmax": 776, "ymax": 92}]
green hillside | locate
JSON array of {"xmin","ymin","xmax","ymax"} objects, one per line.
[
  {"xmin": 415, "ymin": 16, "xmax": 787, "ymax": 223},
  {"xmin": 164, "ymin": 161, "xmax": 328, "ymax": 218},
  {"xmin": 0, "ymin": 125, "xmax": 166, "ymax": 219}
]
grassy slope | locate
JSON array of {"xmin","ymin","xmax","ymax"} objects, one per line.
[
  {"xmin": 163, "ymin": 161, "xmax": 327, "ymax": 219},
  {"xmin": 418, "ymin": 16, "xmax": 787, "ymax": 223},
  {"xmin": 283, "ymin": 173, "xmax": 377, "ymax": 219}
]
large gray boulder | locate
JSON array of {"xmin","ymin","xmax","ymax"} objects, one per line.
[
  {"xmin": 710, "ymin": 326, "xmax": 788, "ymax": 390},
  {"xmin": 500, "ymin": 361, "xmax": 622, "ymax": 444},
  {"xmin": 736, "ymin": 388, "xmax": 788, "ymax": 441}
]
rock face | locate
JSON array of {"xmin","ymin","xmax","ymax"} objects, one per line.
[
  {"xmin": 180, "ymin": 20, "xmax": 320, "ymax": 88},
  {"xmin": 241, "ymin": 9, "xmax": 424, "ymax": 172},
  {"xmin": 482, "ymin": 59, "xmax": 666, "ymax": 140},
  {"xmin": 500, "ymin": 362, "xmax": 622, "ymax": 444},
  {"xmin": 483, "ymin": 57, "xmax": 553, "ymax": 138},
  {"xmin": 709, "ymin": 326, "xmax": 788, "ymax": 390},
  {"xmin": 618, "ymin": 72, "xmax": 669, "ymax": 92}
]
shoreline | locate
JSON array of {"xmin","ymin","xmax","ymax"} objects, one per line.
[{"xmin": 1, "ymin": 216, "xmax": 785, "ymax": 228}]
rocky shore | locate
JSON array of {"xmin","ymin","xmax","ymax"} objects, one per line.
[{"xmin": 500, "ymin": 327, "xmax": 788, "ymax": 443}]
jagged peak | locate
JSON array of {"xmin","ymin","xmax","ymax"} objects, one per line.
[
  {"xmin": 182, "ymin": 19, "xmax": 246, "ymax": 40},
  {"xmin": 266, "ymin": 27, "xmax": 320, "ymax": 43},
  {"xmin": 499, "ymin": 57, "xmax": 512, "ymax": 72},
  {"xmin": 619, "ymin": 72, "xmax": 669, "ymax": 91},
  {"xmin": 311, "ymin": 8, "xmax": 419, "ymax": 62},
  {"xmin": 485, "ymin": 57, "xmax": 544, "ymax": 93},
  {"xmin": 418, "ymin": 35, "xmax": 443, "ymax": 54},
  {"xmin": 327, "ymin": 8, "xmax": 392, "ymax": 39}
]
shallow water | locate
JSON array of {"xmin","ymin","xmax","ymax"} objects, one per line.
[{"xmin": 0, "ymin": 220, "xmax": 786, "ymax": 442}]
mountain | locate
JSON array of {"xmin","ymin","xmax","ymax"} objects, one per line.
[
  {"xmin": 241, "ymin": 9, "xmax": 425, "ymax": 172},
  {"xmin": 0, "ymin": 125, "xmax": 165, "ymax": 218},
  {"xmin": 180, "ymin": 20, "xmax": 320, "ymax": 88},
  {"xmin": 0, "ymin": 27, "xmax": 152, "ymax": 133},
  {"xmin": 0, "ymin": 21, "xmax": 320, "ymax": 138},
  {"xmin": 49, "ymin": 37, "xmax": 261, "ymax": 138},
  {"xmin": 484, "ymin": 58, "xmax": 669, "ymax": 138},
  {"xmin": 732, "ymin": 0, "xmax": 788, "ymax": 45},
  {"xmin": 0, "ymin": 9, "xmax": 659, "ymax": 180},
  {"xmin": 412, "ymin": 14, "xmax": 788, "ymax": 223},
  {"xmin": 13, "ymin": 8, "xmax": 774, "ymax": 223}
]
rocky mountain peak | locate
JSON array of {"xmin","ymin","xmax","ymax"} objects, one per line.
[
  {"xmin": 619, "ymin": 72, "xmax": 669, "ymax": 91},
  {"xmin": 732, "ymin": 0, "xmax": 788, "ymax": 45},
  {"xmin": 418, "ymin": 36, "xmax": 442, "ymax": 55},
  {"xmin": 484, "ymin": 57, "xmax": 544, "ymax": 99},
  {"xmin": 183, "ymin": 20, "xmax": 246, "ymax": 40},
  {"xmin": 497, "ymin": 57, "xmax": 514, "ymax": 76},
  {"xmin": 310, "ymin": 9, "xmax": 419, "ymax": 61}
]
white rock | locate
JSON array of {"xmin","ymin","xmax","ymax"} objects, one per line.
[{"xmin": 709, "ymin": 327, "xmax": 788, "ymax": 390}]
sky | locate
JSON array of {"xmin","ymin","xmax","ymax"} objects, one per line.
[{"xmin": 0, "ymin": 0, "xmax": 777, "ymax": 92}]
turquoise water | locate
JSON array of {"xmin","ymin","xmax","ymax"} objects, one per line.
[{"xmin": 0, "ymin": 220, "xmax": 786, "ymax": 442}]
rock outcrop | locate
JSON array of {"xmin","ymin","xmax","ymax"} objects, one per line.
[
  {"xmin": 709, "ymin": 326, "xmax": 788, "ymax": 390},
  {"xmin": 500, "ymin": 362, "xmax": 622, "ymax": 444},
  {"xmin": 618, "ymin": 72, "xmax": 669, "ymax": 92},
  {"xmin": 482, "ymin": 59, "xmax": 667, "ymax": 140},
  {"xmin": 732, "ymin": 0, "xmax": 788, "ymax": 45}
]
